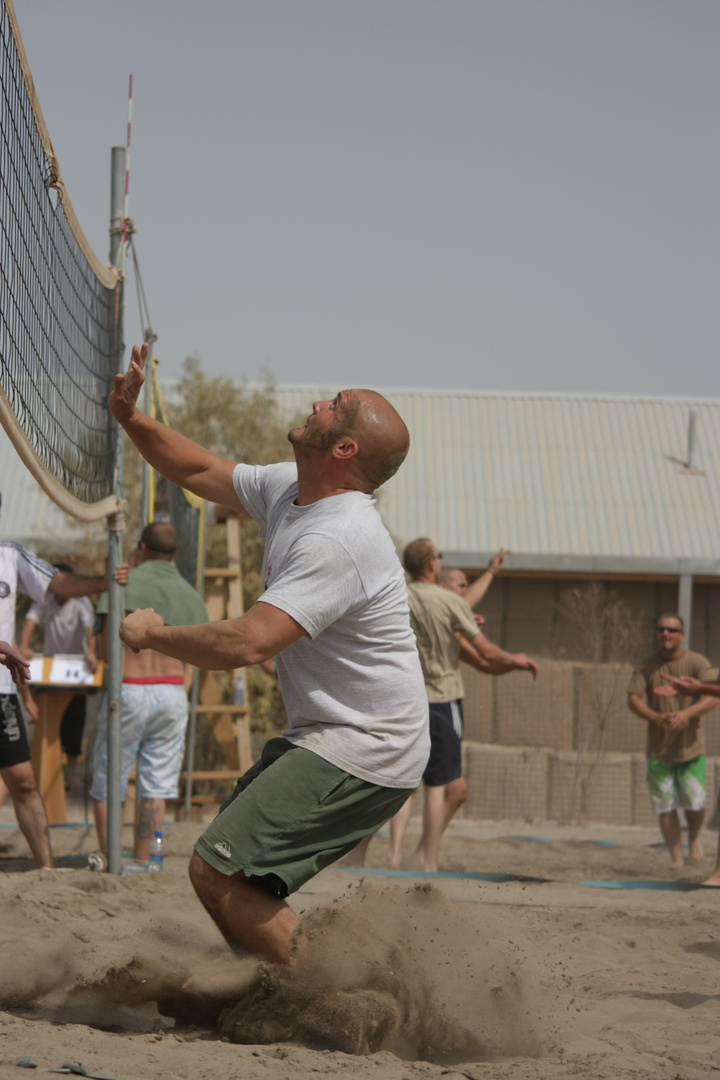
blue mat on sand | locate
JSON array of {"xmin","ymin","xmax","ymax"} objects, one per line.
[{"xmin": 341, "ymin": 866, "xmax": 713, "ymax": 891}]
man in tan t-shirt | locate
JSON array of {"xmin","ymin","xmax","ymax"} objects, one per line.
[
  {"xmin": 628, "ymin": 613, "xmax": 717, "ymax": 867},
  {"xmin": 393, "ymin": 538, "xmax": 538, "ymax": 871}
]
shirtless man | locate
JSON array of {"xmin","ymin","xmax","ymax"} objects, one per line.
[{"xmin": 90, "ymin": 522, "xmax": 208, "ymax": 862}]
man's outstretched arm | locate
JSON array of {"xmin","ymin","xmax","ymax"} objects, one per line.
[
  {"xmin": 656, "ymin": 673, "xmax": 720, "ymax": 699},
  {"xmin": 467, "ymin": 628, "xmax": 539, "ymax": 679},
  {"xmin": 109, "ymin": 343, "xmax": 243, "ymax": 512},
  {"xmin": 464, "ymin": 548, "xmax": 509, "ymax": 610},
  {"xmin": 119, "ymin": 601, "xmax": 306, "ymax": 670}
]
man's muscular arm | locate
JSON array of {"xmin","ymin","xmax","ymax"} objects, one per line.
[
  {"xmin": 468, "ymin": 629, "xmax": 539, "ymax": 679},
  {"xmin": 110, "ymin": 343, "xmax": 245, "ymax": 514},
  {"xmin": 120, "ymin": 601, "xmax": 306, "ymax": 670}
]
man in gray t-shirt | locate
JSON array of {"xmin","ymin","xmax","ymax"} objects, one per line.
[{"xmin": 109, "ymin": 342, "xmax": 428, "ymax": 972}]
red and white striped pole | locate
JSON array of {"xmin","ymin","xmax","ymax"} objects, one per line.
[{"xmin": 120, "ymin": 74, "xmax": 133, "ymax": 276}]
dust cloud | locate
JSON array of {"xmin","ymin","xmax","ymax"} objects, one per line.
[{"xmin": 0, "ymin": 877, "xmax": 544, "ymax": 1062}]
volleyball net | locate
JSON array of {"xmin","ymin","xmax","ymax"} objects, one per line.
[{"xmin": 0, "ymin": 0, "xmax": 121, "ymax": 520}]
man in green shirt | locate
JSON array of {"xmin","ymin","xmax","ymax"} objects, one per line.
[{"xmin": 91, "ymin": 522, "xmax": 208, "ymax": 862}]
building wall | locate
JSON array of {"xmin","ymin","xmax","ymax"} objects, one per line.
[
  {"xmin": 460, "ymin": 745, "xmax": 720, "ymax": 830},
  {"xmin": 467, "ymin": 575, "xmax": 720, "ymax": 662}
]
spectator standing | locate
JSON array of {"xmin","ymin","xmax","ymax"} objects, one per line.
[
  {"xmin": 628, "ymin": 614, "xmax": 718, "ymax": 867},
  {"xmin": 19, "ymin": 563, "xmax": 98, "ymax": 793},
  {"xmin": 90, "ymin": 522, "xmax": 209, "ymax": 863}
]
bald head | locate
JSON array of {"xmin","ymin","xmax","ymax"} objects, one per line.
[
  {"xmin": 349, "ymin": 390, "xmax": 410, "ymax": 491},
  {"xmin": 140, "ymin": 521, "xmax": 178, "ymax": 560},
  {"xmin": 289, "ymin": 388, "xmax": 410, "ymax": 493},
  {"xmin": 438, "ymin": 568, "xmax": 468, "ymax": 595}
]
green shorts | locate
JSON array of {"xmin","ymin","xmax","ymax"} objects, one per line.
[
  {"xmin": 194, "ymin": 737, "xmax": 414, "ymax": 897},
  {"xmin": 646, "ymin": 756, "xmax": 706, "ymax": 815}
]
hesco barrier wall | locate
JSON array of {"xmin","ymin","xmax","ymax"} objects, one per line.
[{"xmin": 459, "ymin": 743, "xmax": 720, "ymax": 829}]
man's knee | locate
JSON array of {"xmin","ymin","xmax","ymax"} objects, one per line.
[
  {"xmin": 446, "ymin": 776, "xmax": 468, "ymax": 808},
  {"xmin": 2, "ymin": 762, "xmax": 38, "ymax": 799},
  {"xmin": 189, "ymin": 850, "xmax": 228, "ymax": 908}
]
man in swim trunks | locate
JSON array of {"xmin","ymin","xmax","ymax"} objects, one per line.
[
  {"xmin": 108, "ymin": 342, "xmax": 429, "ymax": 965},
  {"xmin": 91, "ymin": 521, "xmax": 208, "ymax": 863},
  {"xmin": 657, "ymin": 667, "xmax": 720, "ymax": 884},
  {"xmin": 628, "ymin": 614, "xmax": 718, "ymax": 868}
]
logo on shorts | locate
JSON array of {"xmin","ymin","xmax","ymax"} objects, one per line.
[
  {"xmin": 214, "ymin": 841, "xmax": 232, "ymax": 860},
  {"xmin": 0, "ymin": 582, "xmax": 9, "ymax": 599}
]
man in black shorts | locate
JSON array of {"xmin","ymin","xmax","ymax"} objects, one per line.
[
  {"xmin": 395, "ymin": 538, "xmax": 539, "ymax": 871},
  {"xmin": 0, "ymin": 526, "xmax": 126, "ymax": 868}
]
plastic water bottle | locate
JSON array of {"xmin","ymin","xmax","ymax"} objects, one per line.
[
  {"xmin": 148, "ymin": 831, "xmax": 165, "ymax": 871},
  {"xmin": 233, "ymin": 673, "xmax": 245, "ymax": 708}
]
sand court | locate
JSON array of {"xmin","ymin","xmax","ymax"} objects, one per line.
[{"xmin": 0, "ymin": 805, "xmax": 718, "ymax": 1080}]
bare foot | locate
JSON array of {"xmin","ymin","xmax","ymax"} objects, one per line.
[
  {"xmin": 386, "ymin": 852, "xmax": 401, "ymax": 870},
  {"xmin": 670, "ymin": 859, "xmax": 684, "ymax": 870},
  {"xmin": 689, "ymin": 843, "xmax": 704, "ymax": 862},
  {"xmin": 701, "ymin": 871, "xmax": 720, "ymax": 886}
]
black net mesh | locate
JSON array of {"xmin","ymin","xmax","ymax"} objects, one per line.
[
  {"xmin": 168, "ymin": 482, "xmax": 203, "ymax": 590},
  {"xmin": 0, "ymin": 0, "xmax": 118, "ymax": 505},
  {"xmin": 149, "ymin": 371, "xmax": 205, "ymax": 591}
]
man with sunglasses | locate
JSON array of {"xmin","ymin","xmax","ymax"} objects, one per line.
[{"xmin": 628, "ymin": 615, "xmax": 718, "ymax": 867}]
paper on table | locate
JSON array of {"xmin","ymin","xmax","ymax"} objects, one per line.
[
  {"xmin": 28, "ymin": 657, "xmax": 45, "ymax": 684},
  {"xmin": 48, "ymin": 654, "xmax": 96, "ymax": 686}
]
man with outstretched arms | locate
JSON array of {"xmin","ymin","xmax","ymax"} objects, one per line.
[{"xmin": 110, "ymin": 343, "xmax": 429, "ymax": 965}]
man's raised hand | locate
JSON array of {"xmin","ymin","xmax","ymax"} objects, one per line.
[
  {"xmin": 109, "ymin": 343, "xmax": 148, "ymax": 424},
  {"xmin": 487, "ymin": 547, "xmax": 510, "ymax": 576}
]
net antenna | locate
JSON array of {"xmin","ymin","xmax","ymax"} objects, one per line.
[{"xmin": 0, "ymin": 0, "xmax": 121, "ymax": 520}]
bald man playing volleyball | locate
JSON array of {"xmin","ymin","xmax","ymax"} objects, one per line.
[{"xmin": 110, "ymin": 343, "xmax": 429, "ymax": 967}]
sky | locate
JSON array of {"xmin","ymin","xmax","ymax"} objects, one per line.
[{"xmin": 11, "ymin": 0, "xmax": 720, "ymax": 397}]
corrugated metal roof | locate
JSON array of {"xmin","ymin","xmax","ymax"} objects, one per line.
[
  {"xmin": 0, "ymin": 426, "xmax": 103, "ymax": 551},
  {"xmin": 1, "ymin": 386, "xmax": 718, "ymax": 574},
  {"xmin": 274, "ymin": 387, "xmax": 720, "ymax": 574}
]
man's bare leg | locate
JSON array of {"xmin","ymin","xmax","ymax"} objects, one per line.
[
  {"xmin": 387, "ymin": 794, "xmax": 413, "ymax": 868},
  {"xmin": 92, "ymin": 798, "xmax": 108, "ymax": 856},
  {"xmin": 684, "ymin": 807, "xmax": 705, "ymax": 862},
  {"xmin": 412, "ymin": 784, "xmax": 445, "ymax": 871},
  {"xmin": 412, "ymin": 777, "xmax": 467, "ymax": 871},
  {"xmin": 342, "ymin": 834, "xmax": 372, "ymax": 867},
  {"xmin": 135, "ymin": 797, "xmax": 165, "ymax": 862},
  {"xmin": 2, "ymin": 763, "xmax": 53, "ymax": 868},
  {"xmin": 189, "ymin": 851, "xmax": 299, "ymax": 964},
  {"xmin": 658, "ymin": 809, "xmax": 684, "ymax": 867},
  {"xmin": 703, "ymin": 790, "xmax": 720, "ymax": 885},
  {"xmin": 440, "ymin": 775, "xmax": 468, "ymax": 833}
]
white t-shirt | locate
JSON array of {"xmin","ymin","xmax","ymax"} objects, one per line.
[
  {"xmin": 233, "ymin": 462, "xmax": 429, "ymax": 788},
  {"xmin": 0, "ymin": 542, "xmax": 57, "ymax": 694},
  {"xmin": 25, "ymin": 594, "xmax": 94, "ymax": 656}
]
